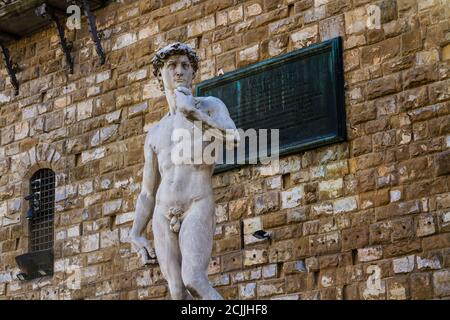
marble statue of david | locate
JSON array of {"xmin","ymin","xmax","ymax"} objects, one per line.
[{"xmin": 130, "ymin": 42, "xmax": 239, "ymax": 300}]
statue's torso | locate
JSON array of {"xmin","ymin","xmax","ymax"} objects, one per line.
[{"xmin": 148, "ymin": 99, "xmax": 215, "ymax": 210}]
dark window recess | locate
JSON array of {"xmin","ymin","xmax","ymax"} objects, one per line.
[
  {"xmin": 29, "ymin": 168, "xmax": 55, "ymax": 252},
  {"xmin": 196, "ymin": 37, "xmax": 346, "ymax": 173},
  {"xmin": 15, "ymin": 168, "xmax": 55, "ymax": 281}
]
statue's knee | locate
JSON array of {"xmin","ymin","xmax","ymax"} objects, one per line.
[{"xmin": 182, "ymin": 273, "xmax": 202, "ymax": 298}]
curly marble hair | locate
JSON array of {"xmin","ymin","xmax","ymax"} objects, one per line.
[{"xmin": 151, "ymin": 42, "xmax": 199, "ymax": 90}]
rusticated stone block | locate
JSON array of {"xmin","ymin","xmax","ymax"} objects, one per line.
[
  {"xmin": 257, "ymin": 279, "xmax": 284, "ymax": 297},
  {"xmin": 402, "ymin": 65, "xmax": 438, "ymax": 90},
  {"xmin": 382, "ymin": 55, "xmax": 415, "ymax": 75},
  {"xmin": 81, "ymin": 233, "xmax": 99, "ymax": 253},
  {"xmin": 401, "ymin": 30, "xmax": 422, "ymax": 56},
  {"xmin": 416, "ymin": 252, "xmax": 442, "ymax": 271},
  {"xmin": 369, "ymin": 221, "xmax": 392, "ymax": 244},
  {"xmin": 305, "ymin": 257, "xmax": 319, "ymax": 273},
  {"xmin": 255, "ymin": 7, "xmax": 289, "ymax": 27},
  {"xmin": 283, "ymin": 260, "xmax": 306, "ymax": 275},
  {"xmin": 187, "ymin": 15, "xmax": 215, "ymax": 37},
  {"xmin": 262, "ymin": 212, "xmax": 286, "ymax": 229},
  {"xmin": 393, "ymin": 255, "xmax": 415, "ymax": 274},
  {"xmin": 319, "ymin": 14, "xmax": 344, "ymax": 41},
  {"xmin": 309, "ymin": 232, "xmax": 341, "ymax": 255},
  {"xmin": 430, "ymin": 79, "xmax": 450, "ymax": 103},
  {"xmin": 244, "ymin": 248, "xmax": 268, "ymax": 267},
  {"xmin": 391, "ymin": 217, "xmax": 414, "ymax": 241},
  {"xmin": 285, "ymin": 274, "xmax": 307, "ymax": 294},
  {"xmin": 422, "ymin": 233, "xmax": 450, "ymax": 251},
  {"xmin": 366, "ymin": 73, "xmax": 402, "ymax": 100},
  {"xmin": 205, "ymin": 0, "xmax": 234, "ymax": 14},
  {"xmin": 320, "ymin": 287, "xmax": 340, "ymax": 300},
  {"xmin": 360, "ymin": 189, "xmax": 389, "ymax": 209},
  {"xmin": 215, "ymin": 236, "xmax": 241, "ymax": 254},
  {"xmin": 433, "ymin": 269, "xmax": 450, "ymax": 297},
  {"xmin": 269, "ymin": 239, "xmax": 296, "ymax": 262},
  {"xmin": 294, "ymin": 0, "xmax": 313, "ymax": 13},
  {"xmin": 239, "ymin": 282, "xmax": 256, "ymax": 299},
  {"xmin": 177, "ymin": 5, "xmax": 203, "ymax": 24},
  {"xmin": 351, "ymin": 135, "xmax": 372, "ymax": 157},
  {"xmin": 222, "ymin": 252, "xmax": 243, "ymax": 272},
  {"xmin": 361, "ymin": 37, "xmax": 400, "ymax": 67},
  {"xmin": 238, "ymin": 44, "xmax": 259, "ymax": 67},
  {"xmin": 217, "ymin": 286, "xmax": 239, "ymax": 300},
  {"xmin": 387, "ymin": 276, "xmax": 410, "ymax": 300},
  {"xmin": 281, "ymin": 186, "xmax": 304, "ymax": 209},
  {"xmin": 318, "ymin": 179, "xmax": 343, "ymax": 200},
  {"xmin": 435, "ymin": 151, "xmax": 450, "ymax": 177},
  {"xmin": 384, "ymin": 239, "xmax": 422, "ymax": 258},
  {"xmin": 254, "ymin": 191, "xmax": 279, "ymax": 215},
  {"xmin": 358, "ymin": 246, "xmax": 383, "ymax": 262},
  {"xmin": 342, "ymin": 226, "xmax": 369, "ymax": 251},
  {"xmin": 290, "ymin": 25, "xmax": 318, "ymax": 49},
  {"xmin": 410, "ymin": 273, "xmax": 433, "ymax": 299},
  {"xmin": 415, "ymin": 213, "xmax": 436, "ymax": 237},
  {"xmin": 344, "ymin": 7, "xmax": 366, "ymax": 35}
]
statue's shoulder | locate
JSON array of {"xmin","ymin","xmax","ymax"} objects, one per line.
[
  {"xmin": 147, "ymin": 113, "xmax": 170, "ymax": 135},
  {"xmin": 197, "ymin": 95, "xmax": 224, "ymax": 105},
  {"xmin": 196, "ymin": 96, "xmax": 227, "ymax": 111},
  {"xmin": 145, "ymin": 114, "xmax": 172, "ymax": 150},
  {"xmin": 145, "ymin": 122, "xmax": 160, "ymax": 149}
]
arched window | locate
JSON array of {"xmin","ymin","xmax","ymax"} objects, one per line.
[
  {"xmin": 16, "ymin": 168, "xmax": 55, "ymax": 280},
  {"xmin": 29, "ymin": 168, "xmax": 55, "ymax": 253}
]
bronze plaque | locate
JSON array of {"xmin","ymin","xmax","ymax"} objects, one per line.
[{"xmin": 196, "ymin": 37, "xmax": 346, "ymax": 173}]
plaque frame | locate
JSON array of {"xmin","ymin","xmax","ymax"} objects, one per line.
[{"xmin": 196, "ymin": 37, "xmax": 346, "ymax": 173}]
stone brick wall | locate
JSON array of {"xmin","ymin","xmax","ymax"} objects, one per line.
[{"xmin": 0, "ymin": 0, "xmax": 449, "ymax": 300}]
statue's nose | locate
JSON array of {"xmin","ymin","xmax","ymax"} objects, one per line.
[{"xmin": 175, "ymin": 64, "xmax": 184, "ymax": 75}]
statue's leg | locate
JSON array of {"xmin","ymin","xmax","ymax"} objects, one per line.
[
  {"xmin": 153, "ymin": 207, "xmax": 192, "ymax": 300},
  {"xmin": 179, "ymin": 198, "xmax": 223, "ymax": 300}
]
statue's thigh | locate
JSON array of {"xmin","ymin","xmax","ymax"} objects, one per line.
[
  {"xmin": 179, "ymin": 199, "xmax": 215, "ymax": 266},
  {"xmin": 152, "ymin": 208, "xmax": 182, "ymax": 276}
]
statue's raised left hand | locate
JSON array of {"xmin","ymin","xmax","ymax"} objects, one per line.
[{"xmin": 174, "ymin": 86, "xmax": 196, "ymax": 116}]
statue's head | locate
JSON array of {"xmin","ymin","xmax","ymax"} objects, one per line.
[{"xmin": 151, "ymin": 42, "xmax": 199, "ymax": 91}]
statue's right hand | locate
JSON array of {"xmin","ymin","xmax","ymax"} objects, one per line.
[
  {"xmin": 139, "ymin": 246, "xmax": 157, "ymax": 266},
  {"xmin": 131, "ymin": 236, "xmax": 158, "ymax": 266}
]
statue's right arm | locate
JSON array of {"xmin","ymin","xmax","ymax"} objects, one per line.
[{"xmin": 130, "ymin": 132, "xmax": 160, "ymax": 255}]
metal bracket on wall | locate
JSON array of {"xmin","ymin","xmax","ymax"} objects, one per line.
[
  {"xmin": 70, "ymin": 0, "xmax": 106, "ymax": 65},
  {"xmin": 0, "ymin": 41, "xmax": 19, "ymax": 95},
  {"xmin": 35, "ymin": 3, "xmax": 74, "ymax": 74}
]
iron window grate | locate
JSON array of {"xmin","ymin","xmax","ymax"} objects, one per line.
[{"xmin": 29, "ymin": 169, "xmax": 55, "ymax": 253}]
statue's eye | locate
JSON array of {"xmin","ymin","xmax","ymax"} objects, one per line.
[{"xmin": 182, "ymin": 63, "xmax": 189, "ymax": 69}]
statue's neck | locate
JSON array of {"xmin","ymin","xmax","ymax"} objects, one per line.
[
  {"xmin": 165, "ymin": 89, "xmax": 177, "ymax": 115},
  {"xmin": 164, "ymin": 86, "xmax": 194, "ymax": 115}
]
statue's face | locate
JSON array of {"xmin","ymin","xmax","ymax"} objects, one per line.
[{"xmin": 159, "ymin": 54, "xmax": 195, "ymax": 91}]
